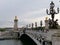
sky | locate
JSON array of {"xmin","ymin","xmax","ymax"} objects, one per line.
[{"xmin": 0, "ymin": 0, "xmax": 60, "ymax": 28}]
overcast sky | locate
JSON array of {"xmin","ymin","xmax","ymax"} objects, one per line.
[{"xmin": 0, "ymin": 0, "xmax": 60, "ymax": 28}]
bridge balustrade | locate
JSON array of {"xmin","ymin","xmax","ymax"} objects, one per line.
[{"xmin": 19, "ymin": 30, "xmax": 53, "ymax": 45}]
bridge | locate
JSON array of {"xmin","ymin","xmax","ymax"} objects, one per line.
[
  {"xmin": 0, "ymin": 29, "xmax": 58, "ymax": 45},
  {"xmin": 19, "ymin": 30, "xmax": 55, "ymax": 45},
  {"xmin": 20, "ymin": 30, "xmax": 41, "ymax": 45}
]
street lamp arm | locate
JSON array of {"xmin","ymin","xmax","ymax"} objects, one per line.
[
  {"xmin": 55, "ymin": 8, "xmax": 59, "ymax": 14},
  {"xmin": 46, "ymin": 9, "xmax": 50, "ymax": 15}
]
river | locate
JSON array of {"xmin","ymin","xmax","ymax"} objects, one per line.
[{"xmin": 0, "ymin": 40, "xmax": 23, "ymax": 45}]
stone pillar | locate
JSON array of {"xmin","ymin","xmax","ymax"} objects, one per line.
[
  {"xmin": 14, "ymin": 16, "xmax": 18, "ymax": 31},
  {"xmin": 45, "ymin": 17, "xmax": 49, "ymax": 30},
  {"xmin": 52, "ymin": 33, "xmax": 60, "ymax": 45}
]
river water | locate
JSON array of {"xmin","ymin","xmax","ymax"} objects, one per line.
[{"xmin": 0, "ymin": 40, "xmax": 23, "ymax": 45}]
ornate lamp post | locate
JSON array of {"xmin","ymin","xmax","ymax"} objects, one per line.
[
  {"xmin": 32, "ymin": 23, "xmax": 34, "ymax": 30},
  {"xmin": 46, "ymin": 1, "xmax": 59, "ymax": 29},
  {"xmin": 26, "ymin": 25, "xmax": 28, "ymax": 30},
  {"xmin": 35, "ymin": 22, "xmax": 37, "ymax": 28},
  {"xmin": 29, "ymin": 24, "xmax": 31, "ymax": 27},
  {"xmin": 40, "ymin": 20, "xmax": 43, "ymax": 31},
  {"xmin": 46, "ymin": 1, "xmax": 59, "ymax": 21},
  {"xmin": 40, "ymin": 20, "xmax": 43, "ymax": 27}
]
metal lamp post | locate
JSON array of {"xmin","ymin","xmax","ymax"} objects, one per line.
[
  {"xmin": 46, "ymin": 1, "xmax": 59, "ymax": 29},
  {"xmin": 32, "ymin": 23, "xmax": 34, "ymax": 30},
  {"xmin": 46, "ymin": 1, "xmax": 59, "ymax": 21},
  {"xmin": 40, "ymin": 20, "xmax": 43, "ymax": 27}
]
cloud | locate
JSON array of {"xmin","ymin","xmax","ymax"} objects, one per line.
[
  {"xmin": 0, "ymin": 0, "xmax": 60, "ymax": 28},
  {"xmin": 18, "ymin": 8, "xmax": 47, "ymax": 27}
]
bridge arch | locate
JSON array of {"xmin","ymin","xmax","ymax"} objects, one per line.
[{"xmin": 20, "ymin": 34, "xmax": 37, "ymax": 45}]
